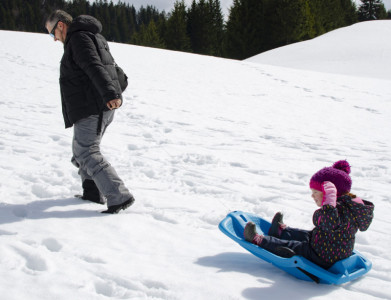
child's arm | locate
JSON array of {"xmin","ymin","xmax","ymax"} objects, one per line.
[
  {"xmin": 313, "ymin": 206, "xmax": 340, "ymax": 231},
  {"xmin": 353, "ymin": 199, "xmax": 375, "ymax": 232},
  {"xmin": 313, "ymin": 182, "xmax": 340, "ymax": 231},
  {"xmin": 321, "ymin": 181, "xmax": 337, "ymax": 207}
]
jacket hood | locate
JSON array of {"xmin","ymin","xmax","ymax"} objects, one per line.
[
  {"xmin": 339, "ymin": 195, "xmax": 374, "ymax": 232},
  {"xmin": 67, "ymin": 15, "xmax": 102, "ymax": 36}
]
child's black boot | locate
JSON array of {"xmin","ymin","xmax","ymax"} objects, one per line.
[
  {"xmin": 244, "ymin": 222, "xmax": 264, "ymax": 245},
  {"xmin": 268, "ymin": 212, "xmax": 283, "ymax": 237}
]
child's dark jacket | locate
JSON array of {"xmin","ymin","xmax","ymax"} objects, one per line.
[{"xmin": 311, "ymin": 195, "xmax": 374, "ymax": 264}]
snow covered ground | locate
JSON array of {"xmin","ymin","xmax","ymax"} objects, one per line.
[
  {"xmin": 248, "ymin": 20, "xmax": 391, "ymax": 80},
  {"xmin": 0, "ymin": 20, "xmax": 390, "ymax": 300}
]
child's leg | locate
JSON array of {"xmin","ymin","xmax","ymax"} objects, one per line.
[
  {"xmin": 244, "ymin": 223, "xmax": 332, "ymax": 268},
  {"xmin": 259, "ymin": 236, "xmax": 332, "ymax": 269},
  {"xmin": 260, "ymin": 235, "xmax": 304, "ymax": 255},
  {"xmin": 279, "ymin": 227, "xmax": 312, "ymax": 242}
]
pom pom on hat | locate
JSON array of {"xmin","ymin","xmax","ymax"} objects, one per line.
[
  {"xmin": 310, "ymin": 160, "xmax": 352, "ymax": 196},
  {"xmin": 332, "ymin": 160, "xmax": 351, "ymax": 174}
]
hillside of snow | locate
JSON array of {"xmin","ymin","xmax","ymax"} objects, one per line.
[
  {"xmin": 247, "ymin": 20, "xmax": 391, "ymax": 80},
  {"xmin": 1, "ymin": 20, "xmax": 391, "ymax": 300}
]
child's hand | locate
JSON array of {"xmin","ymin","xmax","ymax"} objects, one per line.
[{"xmin": 321, "ymin": 181, "xmax": 337, "ymax": 207}]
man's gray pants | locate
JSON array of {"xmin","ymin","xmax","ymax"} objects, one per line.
[{"xmin": 71, "ymin": 110, "xmax": 132, "ymax": 206}]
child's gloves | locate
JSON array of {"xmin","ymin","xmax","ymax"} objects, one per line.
[{"xmin": 321, "ymin": 181, "xmax": 337, "ymax": 207}]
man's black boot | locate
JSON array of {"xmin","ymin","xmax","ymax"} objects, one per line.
[
  {"xmin": 101, "ymin": 196, "xmax": 135, "ymax": 214},
  {"xmin": 81, "ymin": 179, "xmax": 105, "ymax": 205}
]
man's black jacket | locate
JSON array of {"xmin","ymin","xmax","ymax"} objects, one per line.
[{"xmin": 60, "ymin": 15, "xmax": 122, "ymax": 128}]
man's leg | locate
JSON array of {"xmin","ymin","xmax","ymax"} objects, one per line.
[
  {"xmin": 72, "ymin": 110, "xmax": 134, "ymax": 209},
  {"xmin": 71, "ymin": 156, "xmax": 105, "ymax": 204}
]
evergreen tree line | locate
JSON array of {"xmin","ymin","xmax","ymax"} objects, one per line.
[
  {"xmin": 0, "ymin": 0, "xmax": 166, "ymax": 43},
  {"xmin": 0, "ymin": 0, "xmax": 389, "ymax": 60}
]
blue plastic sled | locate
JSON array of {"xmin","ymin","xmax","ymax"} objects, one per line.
[{"xmin": 219, "ymin": 211, "xmax": 372, "ymax": 285}]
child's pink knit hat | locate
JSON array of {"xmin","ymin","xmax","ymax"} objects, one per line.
[{"xmin": 309, "ymin": 160, "xmax": 352, "ymax": 196}]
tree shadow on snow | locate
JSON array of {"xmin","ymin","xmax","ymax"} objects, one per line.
[
  {"xmin": 0, "ymin": 197, "xmax": 105, "ymax": 225},
  {"xmin": 196, "ymin": 252, "xmax": 338, "ymax": 300}
]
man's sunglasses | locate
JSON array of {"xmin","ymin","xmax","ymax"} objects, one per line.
[{"xmin": 49, "ymin": 20, "xmax": 60, "ymax": 38}]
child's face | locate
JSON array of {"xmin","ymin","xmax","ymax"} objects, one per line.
[{"xmin": 311, "ymin": 189, "xmax": 323, "ymax": 207}]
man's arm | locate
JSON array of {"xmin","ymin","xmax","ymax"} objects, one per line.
[{"xmin": 69, "ymin": 32, "xmax": 120, "ymax": 106}]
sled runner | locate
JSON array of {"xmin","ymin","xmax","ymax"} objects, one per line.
[{"xmin": 218, "ymin": 211, "xmax": 372, "ymax": 284}]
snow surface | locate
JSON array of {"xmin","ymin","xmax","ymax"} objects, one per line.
[
  {"xmin": 247, "ymin": 20, "xmax": 391, "ymax": 80},
  {"xmin": 0, "ymin": 20, "xmax": 391, "ymax": 299}
]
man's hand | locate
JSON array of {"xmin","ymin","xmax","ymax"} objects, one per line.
[{"xmin": 107, "ymin": 98, "xmax": 122, "ymax": 110}]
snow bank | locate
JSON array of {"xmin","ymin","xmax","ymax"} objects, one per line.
[{"xmin": 247, "ymin": 20, "xmax": 391, "ymax": 80}]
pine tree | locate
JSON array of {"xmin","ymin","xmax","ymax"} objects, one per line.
[
  {"xmin": 131, "ymin": 19, "xmax": 165, "ymax": 48},
  {"xmin": 66, "ymin": 0, "xmax": 90, "ymax": 17},
  {"xmin": 340, "ymin": 0, "xmax": 358, "ymax": 25},
  {"xmin": 165, "ymin": 1, "xmax": 191, "ymax": 52},
  {"xmin": 0, "ymin": 6, "xmax": 6, "ymax": 29},
  {"xmin": 24, "ymin": 3, "xmax": 36, "ymax": 31},
  {"xmin": 97, "ymin": 0, "xmax": 111, "ymax": 39},
  {"xmin": 137, "ymin": 5, "xmax": 162, "ymax": 28},
  {"xmin": 187, "ymin": 0, "xmax": 208, "ymax": 54},
  {"xmin": 358, "ymin": 0, "xmax": 387, "ymax": 20},
  {"xmin": 268, "ymin": 0, "xmax": 316, "ymax": 48},
  {"xmin": 116, "ymin": 3, "xmax": 133, "ymax": 43},
  {"xmin": 224, "ymin": 0, "xmax": 269, "ymax": 59},
  {"xmin": 126, "ymin": 4, "xmax": 137, "ymax": 40},
  {"xmin": 207, "ymin": 0, "xmax": 224, "ymax": 56},
  {"xmin": 309, "ymin": 0, "xmax": 357, "ymax": 36},
  {"xmin": 186, "ymin": 0, "xmax": 224, "ymax": 56}
]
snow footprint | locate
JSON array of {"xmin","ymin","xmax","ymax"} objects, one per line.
[
  {"xmin": 49, "ymin": 135, "xmax": 61, "ymax": 142},
  {"xmin": 14, "ymin": 247, "xmax": 48, "ymax": 273},
  {"xmin": 25, "ymin": 253, "xmax": 48, "ymax": 272},
  {"xmin": 151, "ymin": 211, "xmax": 178, "ymax": 224},
  {"xmin": 0, "ymin": 229, "xmax": 17, "ymax": 236},
  {"xmin": 127, "ymin": 144, "xmax": 139, "ymax": 150},
  {"xmin": 94, "ymin": 274, "xmax": 172, "ymax": 299},
  {"xmin": 230, "ymin": 162, "xmax": 248, "ymax": 168},
  {"xmin": 79, "ymin": 255, "xmax": 106, "ymax": 264},
  {"xmin": 353, "ymin": 105, "xmax": 380, "ymax": 114},
  {"xmin": 42, "ymin": 238, "xmax": 63, "ymax": 252},
  {"xmin": 12, "ymin": 206, "xmax": 28, "ymax": 218}
]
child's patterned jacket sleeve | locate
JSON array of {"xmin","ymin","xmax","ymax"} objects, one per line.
[
  {"xmin": 312, "ymin": 205, "xmax": 340, "ymax": 232},
  {"xmin": 352, "ymin": 199, "xmax": 374, "ymax": 232}
]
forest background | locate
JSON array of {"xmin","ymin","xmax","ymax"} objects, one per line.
[{"xmin": 1, "ymin": 0, "xmax": 390, "ymax": 59}]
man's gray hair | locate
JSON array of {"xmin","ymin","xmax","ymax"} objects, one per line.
[{"xmin": 46, "ymin": 10, "xmax": 73, "ymax": 26}]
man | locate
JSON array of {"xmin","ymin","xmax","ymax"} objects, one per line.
[{"xmin": 45, "ymin": 10, "xmax": 134, "ymax": 214}]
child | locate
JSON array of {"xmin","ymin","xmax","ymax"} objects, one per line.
[{"xmin": 244, "ymin": 160, "xmax": 374, "ymax": 269}]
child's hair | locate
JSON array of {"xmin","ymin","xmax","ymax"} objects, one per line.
[{"xmin": 345, "ymin": 192, "xmax": 357, "ymax": 198}]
